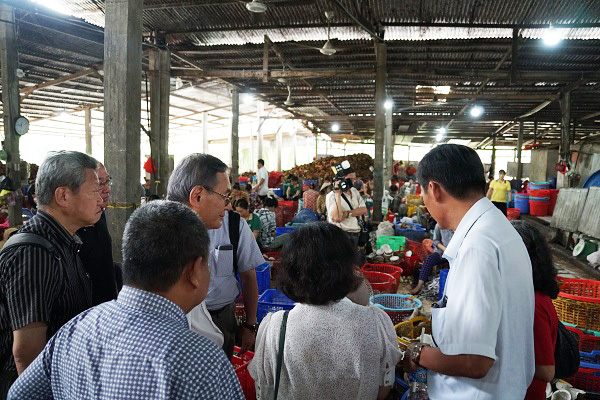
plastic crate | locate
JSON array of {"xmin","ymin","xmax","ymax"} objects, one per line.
[
  {"xmin": 395, "ymin": 316, "xmax": 432, "ymax": 349},
  {"xmin": 554, "ymin": 278, "xmax": 600, "ymax": 332},
  {"xmin": 376, "ymin": 236, "xmax": 406, "ymax": 252},
  {"xmin": 370, "ymin": 294, "xmax": 422, "ymax": 324},
  {"xmin": 276, "ymin": 226, "xmax": 296, "ymax": 236},
  {"xmin": 232, "ymin": 346, "xmax": 256, "ymax": 400},
  {"xmin": 558, "ymin": 278, "xmax": 600, "ymax": 303},
  {"xmin": 361, "ymin": 263, "xmax": 404, "ymax": 284},
  {"xmin": 395, "ymin": 227, "xmax": 426, "ymax": 242},
  {"xmin": 566, "ymin": 367, "xmax": 600, "ymax": 393},
  {"xmin": 580, "ymin": 350, "xmax": 600, "ymax": 368},
  {"xmin": 255, "ymin": 262, "xmax": 271, "ymax": 295},
  {"xmin": 362, "ymin": 271, "xmax": 397, "ymax": 294},
  {"xmin": 566, "ymin": 325, "xmax": 600, "ymax": 353},
  {"xmin": 257, "ymin": 289, "xmax": 296, "ymax": 323},
  {"xmin": 272, "ymin": 186, "xmax": 283, "ymax": 197}
]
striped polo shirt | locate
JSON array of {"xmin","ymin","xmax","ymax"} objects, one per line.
[{"xmin": 0, "ymin": 210, "xmax": 92, "ymax": 377}]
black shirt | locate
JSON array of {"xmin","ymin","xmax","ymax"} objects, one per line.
[
  {"xmin": 77, "ymin": 212, "xmax": 117, "ymax": 306},
  {"xmin": 0, "ymin": 210, "xmax": 92, "ymax": 375}
]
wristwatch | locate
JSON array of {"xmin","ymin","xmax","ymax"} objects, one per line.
[
  {"xmin": 242, "ymin": 322, "xmax": 259, "ymax": 334},
  {"xmin": 409, "ymin": 342, "xmax": 430, "ymax": 366}
]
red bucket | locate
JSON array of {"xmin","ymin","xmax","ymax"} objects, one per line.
[
  {"xmin": 529, "ymin": 196, "xmax": 549, "ymax": 216},
  {"xmin": 507, "ymin": 208, "xmax": 521, "ymax": 220},
  {"xmin": 548, "ymin": 189, "xmax": 559, "ymax": 215},
  {"xmin": 530, "ymin": 189, "xmax": 550, "ymax": 198}
]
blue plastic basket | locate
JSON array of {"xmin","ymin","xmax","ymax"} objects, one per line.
[
  {"xmin": 303, "ymin": 179, "xmax": 318, "ymax": 185},
  {"xmin": 580, "ymin": 350, "xmax": 600, "ymax": 369},
  {"xmin": 272, "ymin": 186, "xmax": 283, "ymax": 197},
  {"xmin": 276, "ymin": 226, "xmax": 297, "ymax": 236},
  {"xmin": 515, "ymin": 194, "xmax": 530, "ymax": 214},
  {"xmin": 369, "ymin": 294, "xmax": 423, "ymax": 324},
  {"xmin": 255, "ymin": 262, "xmax": 271, "ymax": 295},
  {"xmin": 257, "ymin": 289, "xmax": 296, "ymax": 323}
]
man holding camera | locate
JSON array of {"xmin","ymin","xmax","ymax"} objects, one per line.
[{"xmin": 326, "ymin": 163, "xmax": 368, "ymax": 247}]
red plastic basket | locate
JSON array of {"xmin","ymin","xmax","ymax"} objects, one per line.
[
  {"xmin": 566, "ymin": 326, "xmax": 600, "ymax": 353},
  {"xmin": 558, "ymin": 278, "xmax": 600, "ymax": 303},
  {"xmin": 362, "ymin": 271, "xmax": 397, "ymax": 294},
  {"xmin": 566, "ymin": 367, "xmax": 600, "ymax": 393},
  {"xmin": 361, "ymin": 263, "xmax": 403, "ymax": 284},
  {"xmin": 232, "ymin": 346, "xmax": 256, "ymax": 400},
  {"xmin": 507, "ymin": 208, "xmax": 521, "ymax": 220}
]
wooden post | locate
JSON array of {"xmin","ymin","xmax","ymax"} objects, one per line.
[
  {"xmin": 103, "ymin": 0, "xmax": 143, "ymax": 262},
  {"xmin": 511, "ymin": 28, "xmax": 519, "ymax": 84},
  {"xmin": 490, "ymin": 134, "xmax": 496, "ymax": 179},
  {"xmin": 262, "ymin": 35, "xmax": 269, "ymax": 83},
  {"xmin": 276, "ymin": 124, "xmax": 282, "ymax": 171},
  {"xmin": 149, "ymin": 47, "xmax": 171, "ymax": 197},
  {"xmin": 533, "ymin": 119, "xmax": 538, "ymax": 145},
  {"xmin": 231, "ymin": 87, "xmax": 239, "ymax": 183},
  {"xmin": 560, "ymin": 91, "xmax": 571, "ymax": 161},
  {"xmin": 202, "ymin": 111, "xmax": 208, "ymax": 153},
  {"xmin": 85, "ymin": 108, "xmax": 92, "ymax": 155},
  {"xmin": 517, "ymin": 120, "xmax": 524, "ymax": 180},
  {"xmin": 257, "ymin": 101, "xmax": 264, "ymax": 160},
  {"xmin": 0, "ymin": 4, "xmax": 22, "ymax": 227},
  {"xmin": 385, "ymin": 107, "xmax": 393, "ymax": 184},
  {"xmin": 373, "ymin": 41, "xmax": 387, "ymax": 223},
  {"xmin": 292, "ymin": 128, "xmax": 297, "ymax": 166}
]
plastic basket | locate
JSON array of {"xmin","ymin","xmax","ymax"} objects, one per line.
[
  {"xmin": 376, "ymin": 236, "xmax": 406, "ymax": 252},
  {"xmin": 566, "ymin": 367, "xmax": 600, "ymax": 393},
  {"xmin": 362, "ymin": 271, "xmax": 397, "ymax": 294},
  {"xmin": 395, "ymin": 316, "xmax": 432, "ymax": 350},
  {"xmin": 232, "ymin": 346, "xmax": 256, "ymax": 400},
  {"xmin": 558, "ymin": 278, "xmax": 600, "ymax": 303},
  {"xmin": 255, "ymin": 262, "xmax": 271, "ymax": 295},
  {"xmin": 580, "ymin": 350, "xmax": 600, "ymax": 368},
  {"xmin": 370, "ymin": 294, "xmax": 422, "ymax": 325},
  {"xmin": 362, "ymin": 263, "xmax": 404, "ymax": 284},
  {"xmin": 507, "ymin": 208, "xmax": 521, "ymax": 220},
  {"xmin": 276, "ymin": 226, "xmax": 296, "ymax": 236},
  {"xmin": 566, "ymin": 326, "xmax": 600, "ymax": 353},
  {"xmin": 272, "ymin": 187, "xmax": 283, "ymax": 197},
  {"xmin": 257, "ymin": 289, "xmax": 296, "ymax": 323},
  {"xmin": 554, "ymin": 278, "xmax": 600, "ymax": 331}
]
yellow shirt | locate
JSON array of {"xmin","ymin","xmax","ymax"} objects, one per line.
[{"xmin": 489, "ymin": 179, "xmax": 512, "ymax": 203}]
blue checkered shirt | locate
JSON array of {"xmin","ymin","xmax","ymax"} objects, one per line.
[{"xmin": 8, "ymin": 286, "xmax": 244, "ymax": 399}]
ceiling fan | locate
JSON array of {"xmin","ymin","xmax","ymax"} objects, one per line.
[
  {"xmin": 245, "ymin": 0, "xmax": 267, "ymax": 13},
  {"xmin": 284, "ymin": 85, "xmax": 295, "ymax": 106}
]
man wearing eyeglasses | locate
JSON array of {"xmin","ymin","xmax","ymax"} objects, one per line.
[
  {"xmin": 77, "ymin": 163, "xmax": 120, "ymax": 306},
  {"xmin": 168, "ymin": 154, "xmax": 263, "ymax": 360}
]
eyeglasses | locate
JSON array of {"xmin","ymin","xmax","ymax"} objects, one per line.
[
  {"xmin": 203, "ymin": 187, "xmax": 232, "ymax": 206},
  {"xmin": 99, "ymin": 176, "xmax": 112, "ymax": 189}
]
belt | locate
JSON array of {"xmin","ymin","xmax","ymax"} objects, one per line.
[
  {"xmin": 208, "ymin": 303, "xmax": 233, "ymax": 316},
  {"xmin": 346, "ymin": 231, "xmax": 360, "ymax": 236}
]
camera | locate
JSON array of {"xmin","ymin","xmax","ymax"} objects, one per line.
[{"xmin": 331, "ymin": 160, "xmax": 354, "ymax": 192}]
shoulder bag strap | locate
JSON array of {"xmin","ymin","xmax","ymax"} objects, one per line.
[
  {"xmin": 1, "ymin": 232, "xmax": 61, "ymax": 261},
  {"xmin": 340, "ymin": 192, "xmax": 353, "ymax": 210},
  {"xmin": 341, "ymin": 192, "xmax": 367, "ymax": 228},
  {"xmin": 227, "ymin": 210, "xmax": 241, "ymax": 275},
  {"xmin": 274, "ymin": 310, "xmax": 290, "ymax": 400}
]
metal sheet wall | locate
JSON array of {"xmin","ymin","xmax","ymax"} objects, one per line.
[
  {"xmin": 578, "ymin": 187, "xmax": 600, "ymax": 239},
  {"xmin": 550, "ymin": 188, "xmax": 588, "ymax": 232}
]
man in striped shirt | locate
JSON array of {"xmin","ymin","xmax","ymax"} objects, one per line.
[{"xmin": 0, "ymin": 151, "xmax": 103, "ymax": 396}]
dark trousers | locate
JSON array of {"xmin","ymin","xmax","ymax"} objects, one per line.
[
  {"xmin": 208, "ymin": 302, "xmax": 237, "ymax": 360},
  {"xmin": 418, "ymin": 252, "xmax": 447, "ymax": 282},
  {"xmin": 0, "ymin": 370, "xmax": 18, "ymax": 399},
  {"xmin": 492, "ymin": 201, "xmax": 507, "ymax": 216}
]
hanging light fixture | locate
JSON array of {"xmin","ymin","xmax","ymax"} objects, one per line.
[
  {"xmin": 543, "ymin": 25, "xmax": 563, "ymax": 47},
  {"xmin": 320, "ymin": 12, "xmax": 337, "ymax": 55},
  {"xmin": 331, "ymin": 123, "xmax": 340, "ymax": 132},
  {"xmin": 284, "ymin": 86, "xmax": 295, "ymax": 106},
  {"xmin": 246, "ymin": 0, "xmax": 267, "ymax": 13},
  {"xmin": 470, "ymin": 105, "xmax": 484, "ymax": 118}
]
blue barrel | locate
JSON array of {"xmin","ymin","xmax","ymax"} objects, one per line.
[
  {"xmin": 515, "ymin": 193, "xmax": 530, "ymax": 214},
  {"xmin": 548, "ymin": 178, "xmax": 557, "ymax": 189},
  {"xmin": 439, "ymin": 269, "xmax": 449, "ymax": 300}
]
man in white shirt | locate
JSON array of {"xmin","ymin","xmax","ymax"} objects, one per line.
[
  {"xmin": 254, "ymin": 159, "xmax": 269, "ymax": 203},
  {"xmin": 326, "ymin": 167, "xmax": 368, "ymax": 247},
  {"xmin": 404, "ymin": 144, "xmax": 534, "ymax": 400}
]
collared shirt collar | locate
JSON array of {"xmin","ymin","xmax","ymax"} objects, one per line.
[
  {"xmin": 443, "ymin": 197, "xmax": 495, "ymax": 262},
  {"xmin": 116, "ymin": 286, "xmax": 188, "ymax": 328},
  {"xmin": 36, "ymin": 210, "xmax": 82, "ymax": 246}
]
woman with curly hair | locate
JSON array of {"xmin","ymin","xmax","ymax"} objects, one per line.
[
  {"xmin": 512, "ymin": 221, "xmax": 560, "ymax": 400},
  {"xmin": 249, "ymin": 222, "xmax": 400, "ymax": 400}
]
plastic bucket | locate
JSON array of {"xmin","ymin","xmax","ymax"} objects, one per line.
[
  {"xmin": 439, "ymin": 269, "xmax": 449, "ymax": 300},
  {"xmin": 548, "ymin": 189, "xmax": 559, "ymax": 215},
  {"xmin": 507, "ymin": 208, "xmax": 521, "ymax": 220},
  {"xmin": 515, "ymin": 193, "xmax": 530, "ymax": 214},
  {"xmin": 529, "ymin": 196, "xmax": 549, "ymax": 216},
  {"xmin": 530, "ymin": 189, "xmax": 550, "ymax": 198},
  {"xmin": 530, "ymin": 182, "xmax": 550, "ymax": 191}
]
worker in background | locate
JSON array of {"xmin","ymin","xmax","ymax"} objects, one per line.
[
  {"xmin": 0, "ymin": 151, "xmax": 101, "ymax": 396},
  {"xmin": 77, "ymin": 162, "xmax": 119, "ymax": 305},
  {"xmin": 254, "ymin": 159, "xmax": 269, "ymax": 204},
  {"xmin": 486, "ymin": 169, "xmax": 512, "ymax": 216}
]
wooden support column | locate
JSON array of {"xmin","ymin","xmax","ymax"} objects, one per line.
[
  {"xmin": 149, "ymin": 47, "xmax": 171, "ymax": 197},
  {"xmin": 384, "ymin": 108, "xmax": 393, "ymax": 184},
  {"xmin": 490, "ymin": 134, "xmax": 496, "ymax": 179},
  {"xmin": 202, "ymin": 111, "xmax": 208, "ymax": 153},
  {"xmin": 262, "ymin": 35, "xmax": 269, "ymax": 83},
  {"xmin": 103, "ymin": 0, "xmax": 143, "ymax": 262},
  {"xmin": 511, "ymin": 28, "xmax": 519, "ymax": 84},
  {"xmin": 517, "ymin": 120, "xmax": 524, "ymax": 180},
  {"xmin": 560, "ymin": 91, "xmax": 572, "ymax": 161},
  {"xmin": 292, "ymin": 128, "xmax": 297, "ymax": 167},
  {"xmin": 0, "ymin": 4, "xmax": 22, "ymax": 227},
  {"xmin": 373, "ymin": 41, "xmax": 387, "ymax": 223},
  {"xmin": 533, "ymin": 119, "xmax": 538, "ymax": 144},
  {"xmin": 231, "ymin": 87, "xmax": 239, "ymax": 183},
  {"xmin": 85, "ymin": 108, "xmax": 92, "ymax": 155},
  {"xmin": 257, "ymin": 101, "xmax": 264, "ymax": 160},
  {"xmin": 276, "ymin": 124, "xmax": 282, "ymax": 171}
]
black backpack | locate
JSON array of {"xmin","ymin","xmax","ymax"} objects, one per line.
[
  {"xmin": 1, "ymin": 232, "xmax": 61, "ymax": 261},
  {"xmin": 554, "ymin": 321, "xmax": 580, "ymax": 379}
]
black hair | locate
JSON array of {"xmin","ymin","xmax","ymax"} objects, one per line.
[
  {"xmin": 417, "ymin": 144, "xmax": 486, "ymax": 200},
  {"xmin": 122, "ymin": 200, "xmax": 210, "ymax": 292},
  {"xmin": 511, "ymin": 221, "xmax": 560, "ymax": 299},
  {"xmin": 244, "ymin": 183, "xmax": 252, "ymax": 192},
  {"xmin": 291, "ymin": 175, "xmax": 299, "ymax": 183},
  {"xmin": 264, "ymin": 196, "xmax": 278, "ymax": 208},
  {"xmin": 258, "ymin": 159, "xmax": 265, "ymax": 166},
  {"xmin": 234, "ymin": 197, "xmax": 250, "ymax": 210},
  {"xmin": 389, "ymin": 184, "xmax": 398, "ymax": 192},
  {"xmin": 232, "ymin": 183, "xmax": 241, "ymax": 190},
  {"xmin": 277, "ymin": 222, "xmax": 362, "ymax": 305},
  {"xmin": 499, "ymin": 169, "xmax": 506, "ymax": 175}
]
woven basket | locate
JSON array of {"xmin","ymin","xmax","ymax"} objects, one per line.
[
  {"xmin": 395, "ymin": 316, "xmax": 432, "ymax": 350},
  {"xmin": 554, "ymin": 277, "xmax": 600, "ymax": 332}
]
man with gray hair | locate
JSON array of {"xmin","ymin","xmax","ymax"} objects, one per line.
[
  {"xmin": 0, "ymin": 150, "xmax": 102, "ymax": 396},
  {"xmin": 168, "ymin": 153, "xmax": 263, "ymax": 359}
]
